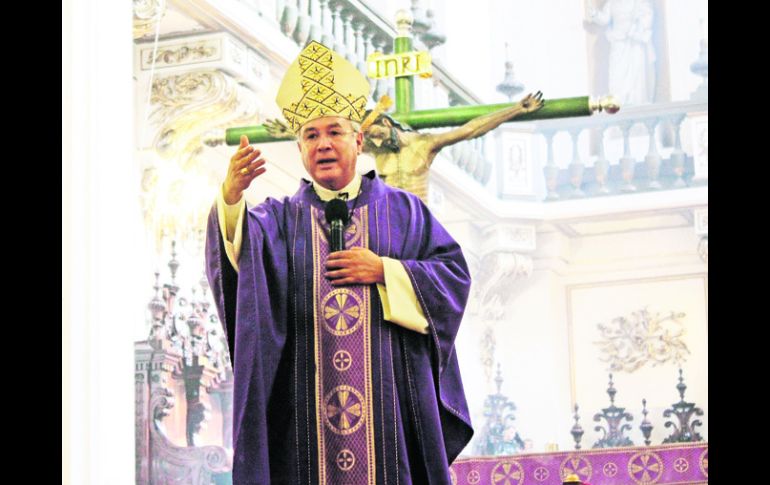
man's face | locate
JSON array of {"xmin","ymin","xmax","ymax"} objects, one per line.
[
  {"xmin": 298, "ymin": 116, "xmax": 363, "ymax": 190},
  {"xmin": 363, "ymin": 118, "xmax": 401, "ymax": 153}
]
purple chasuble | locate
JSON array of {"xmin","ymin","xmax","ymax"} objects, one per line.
[{"xmin": 206, "ymin": 171, "xmax": 473, "ymax": 484}]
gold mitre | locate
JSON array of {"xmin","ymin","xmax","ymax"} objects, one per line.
[{"xmin": 276, "ymin": 40, "xmax": 370, "ymax": 132}]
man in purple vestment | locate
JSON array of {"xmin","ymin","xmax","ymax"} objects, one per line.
[{"xmin": 206, "ymin": 41, "xmax": 473, "ymax": 485}]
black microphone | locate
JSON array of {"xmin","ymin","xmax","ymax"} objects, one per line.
[{"xmin": 324, "ymin": 198, "xmax": 349, "ymax": 252}]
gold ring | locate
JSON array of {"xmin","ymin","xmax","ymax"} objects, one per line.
[{"xmin": 240, "ymin": 167, "xmax": 249, "ymax": 175}]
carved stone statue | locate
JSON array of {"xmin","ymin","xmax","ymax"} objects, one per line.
[{"xmin": 587, "ymin": 0, "xmax": 656, "ymax": 106}]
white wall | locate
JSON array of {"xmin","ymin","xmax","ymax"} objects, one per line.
[
  {"xmin": 474, "ymin": 222, "xmax": 708, "ymax": 452},
  {"xmin": 664, "ymin": 0, "xmax": 707, "ymax": 100},
  {"xmin": 64, "ymin": 0, "xmax": 139, "ymax": 482}
]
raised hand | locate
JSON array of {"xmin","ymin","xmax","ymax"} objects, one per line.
[{"xmin": 223, "ymin": 135, "xmax": 267, "ymax": 204}]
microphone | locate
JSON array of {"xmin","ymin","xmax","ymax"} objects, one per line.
[{"xmin": 324, "ymin": 198, "xmax": 349, "ymax": 252}]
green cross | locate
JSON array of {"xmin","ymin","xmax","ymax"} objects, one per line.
[{"xmin": 225, "ymin": 33, "xmax": 606, "ymax": 146}]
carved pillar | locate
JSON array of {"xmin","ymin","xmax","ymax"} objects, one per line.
[
  {"xmin": 318, "ymin": 0, "xmax": 334, "ymax": 47},
  {"xmin": 644, "ymin": 118, "xmax": 662, "ymax": 189},
  {"xmin": 618, "ymin": 121, "xmax": 637, "ymax": 192},
  {"xmin": 688, "ymin": 112, "xmax": 708, "ymax": 185},
  {"xmin": 541, "ymin": 130, "xmax": 559, "ymax": 200},
  {"xmin": 342, "ymin": 9, "xmax": 356, "ymax": 62},
  {"xmin": 363, "ymin": 26, "xmax": 375, "ymax": 59},
  {"xmin": 593, "ymin": 125, "xmax": 610, "ymax": 194},
  {"xmin": 308, "ymin": 0, "xmax": 322, "ymax": 42},
  {"xmin": 275, "ymin": 0, "xmax": 286, "ymax": 23},
  {"xmin": 668, "ymin": 114, "xmax": 687, "ymax": 188},
  {"xmin": 330, "ymin": 2, "xmax": 346, "ymax": 56},
  {"xmin": 568, "ymin": 128, "xmax": 585, "ymax": 198},
  {"xmin": 353, "ymin": 20, "xmax": 366, "ymax": 73},
  {"xmin": 370, "ymin": 35, "xmax": 389, "ymax": 101},
  {"xmin": 292, "ymin": 0, "xmax": 310, "ymax": 45},
  {"xmin": 280, "ymin": 0, "xmax": 298, "ymax": 37}
]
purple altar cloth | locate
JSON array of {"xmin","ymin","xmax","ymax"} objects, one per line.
[{"xmin": 448, "ymin": 442, "xmax": 708, "ymax": 485}]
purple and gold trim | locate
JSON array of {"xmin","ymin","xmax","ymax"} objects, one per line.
[
  {"xmin": 312, "ymin": 205, "xmax": 376, "ymax": 485},
  {"xmin": 450, "ymin": 442, "xmax": 708, "ymax": 485}
]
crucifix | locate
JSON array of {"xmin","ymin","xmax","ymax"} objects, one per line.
[{"xmin": 225, "ymin": 10, "xmax": 618, "ymax": 202}]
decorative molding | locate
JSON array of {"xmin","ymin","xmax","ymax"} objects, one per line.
[
  {"xmin": 145, "ymin": 69, "xmax": 261, "ymax": 156},
  {"xmin": 595, "ymin": 307, "xmax": 689, "ymax": 373},
  {"xmin": 142, "ymin": 41, "xmax": 220, "ymax": 69},
  {"xmin": 566, "ymin": 274, "xmax": 708, "ymax": 409},
  {"xmin": 470, "ymin": 251, "xmax": 533, "ymax": 322},
  {"xmin": 481, "ymin": 224, "xmax": 537, "ymax": 255},
  {"xmin": 149, "ymin": 383, "xmax": 230, "ymax": 484},
  {"xmin": 136, "ymin": 32, "xmax": 271, "ymax": 92},
  {"xmin": 133, "ymin": 0, "xmax": 167, "ymax": 40}
]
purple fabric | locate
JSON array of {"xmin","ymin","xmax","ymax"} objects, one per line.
[
  {"xmin": 448, "ymin": 442, "xmax": 708, "ymax": 485},
  {"xmin": 206, "ymin": 171, "xmax": 473, "ymax": 484},
  {"xmin": 312, "ymin": 203, "xmax": 375, "ymax": 483}
]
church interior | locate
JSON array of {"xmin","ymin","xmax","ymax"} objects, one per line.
[{"xmin": 63, "ymin": 0, "xmax": 708, "ymax": 483}]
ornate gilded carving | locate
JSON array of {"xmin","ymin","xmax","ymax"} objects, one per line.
[
  {"xmin": 133, "ymin": 0, "xmax": 166, "ymax": 39},
  {"xmin": 145, "ymin": 43, "xmax": 218, "ymax": 68},
  {"xmin": 594, "ymin": 307, "xmax": 689, "ymax": 373},
  {"xmin": 149, "ymin": 384, "xmax": 230, "ymax": 484},
  {"xmin": 142, "ymin": 70, "xmax": 260, "ymax": 246}
]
